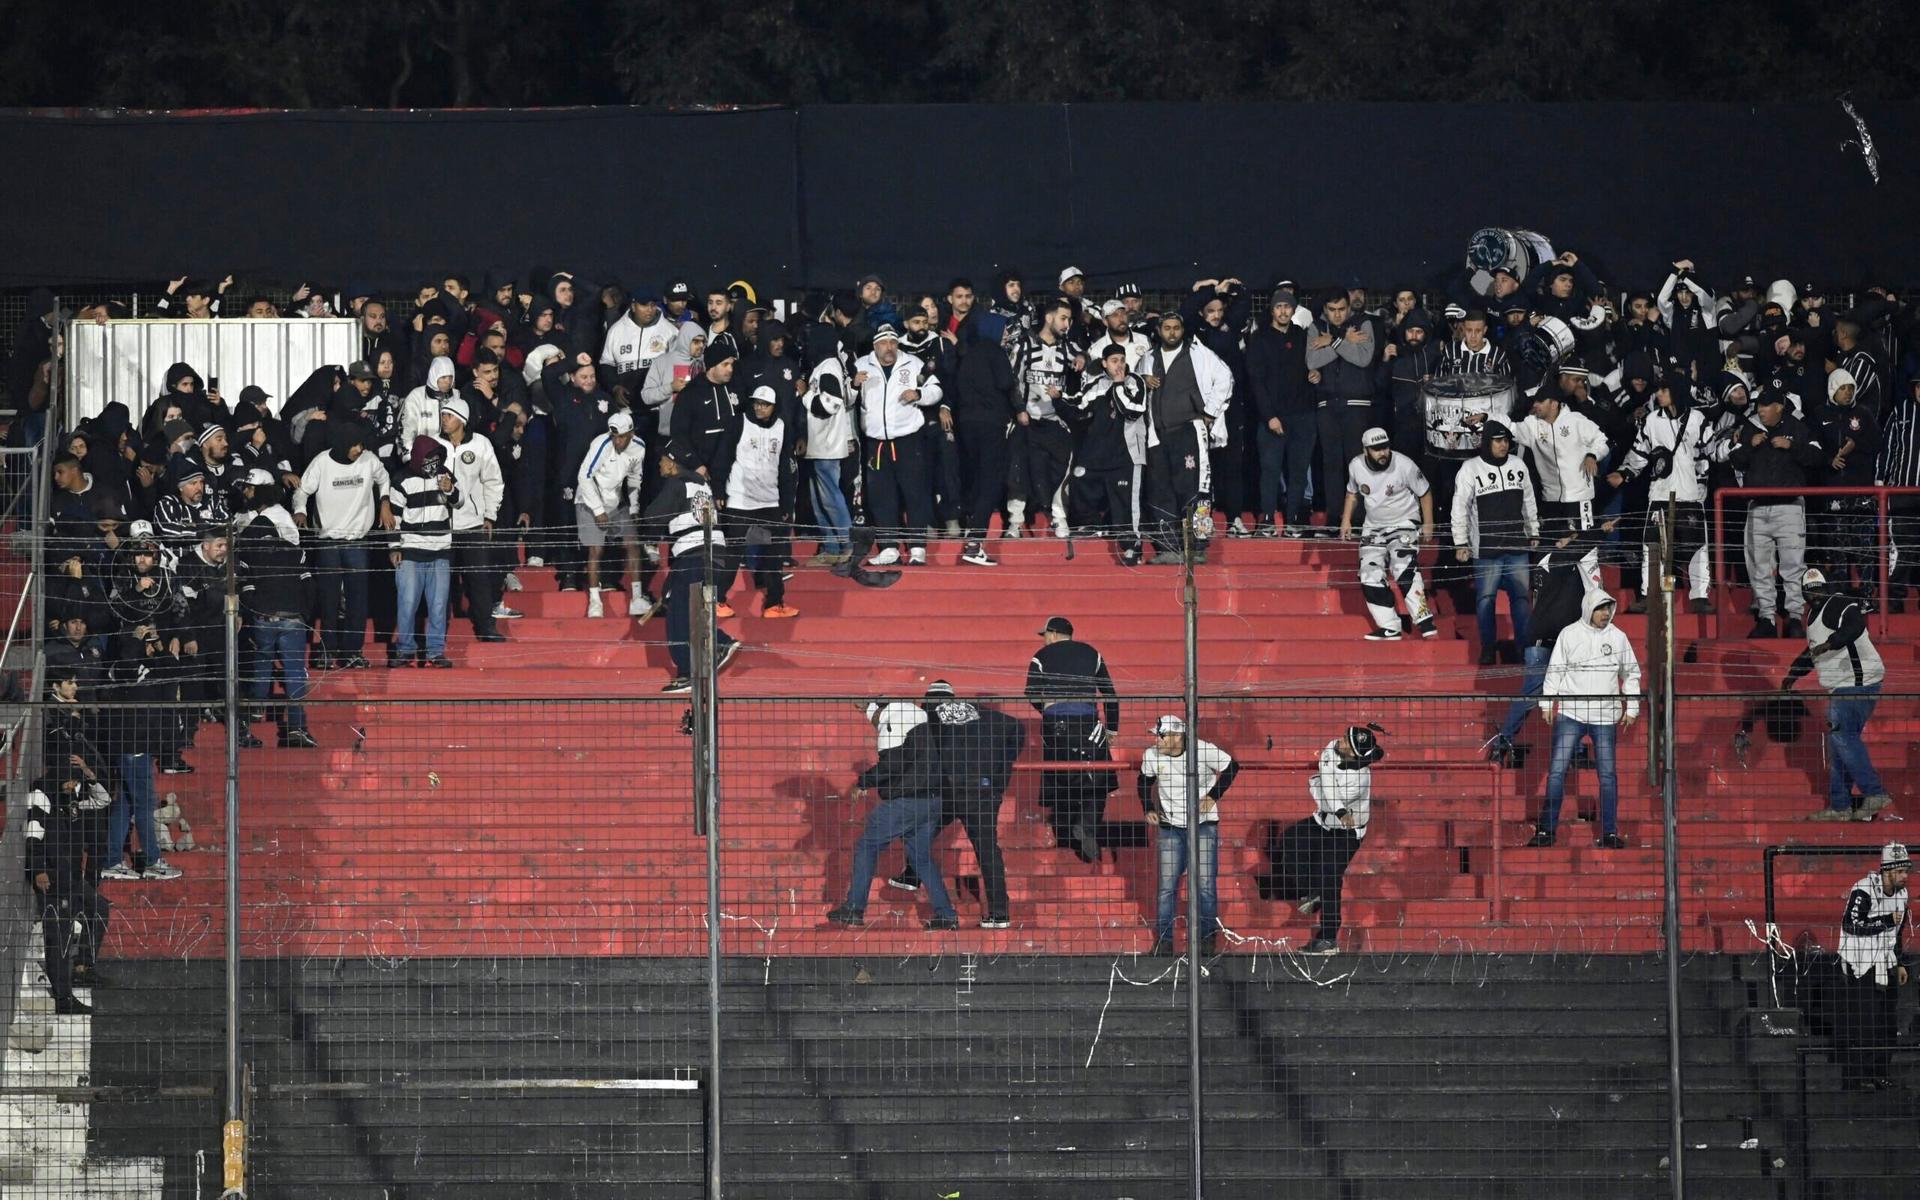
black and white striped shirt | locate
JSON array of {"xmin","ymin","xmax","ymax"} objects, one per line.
[
  {"xmin": 1439, "ymin": 339, "xmax": 1510, "ymax": 378},
  {"xmin": 394, "ymin": 473, "xmax": 458, "ymax": 560},
  {"xmin": 1839, "ymin": 348, "xmax": 1884, "ymax": 416},
  {"xmin": 1877, "ymin": 395, "xmax": 1919, "ymax": 486}
]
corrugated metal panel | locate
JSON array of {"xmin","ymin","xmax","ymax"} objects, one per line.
[{"xmin": 63, "ymin": 318, "xmax": 358, "ymax": 426}]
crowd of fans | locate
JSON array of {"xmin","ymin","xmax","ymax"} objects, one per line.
[{"xmin": 8, "ymin": 249, "xmax": 1919, "ymax": 883}]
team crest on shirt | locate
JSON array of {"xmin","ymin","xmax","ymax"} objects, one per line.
[
  {"xmin": 1184, "ymin": 454, "xmax": 1196, "ymax": 469},
  {"xmin": 1849, "ymin": 418, "xmax": 1861, "ymax": 431},
  {"xmin": 1602, "ymin": 645, "xmax": 1614, "ymax": 656},
  {"xmin": 460, "ymin": 450, "xmax": 476, "ymax": 465},
  {"xmin": 1359, "ymin": 484, "xmax": 1371, "ymax": 495}
]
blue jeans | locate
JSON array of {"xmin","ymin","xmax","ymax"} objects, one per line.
[
  {"xmin": 1154, "ymin": 822, "xmax": 1219, "ymax": 942},
  {"xmin": 247, "ymin": 617, "xmax": 312, "ymax": 730},
  {"xmin": 1539, "ymin": 717, "xmax": 1618, "ymax": 836},
  {"xmin": 394, "ymin": 558, "xmax": 450, "ymax": 658},
  {"xmin": 1497, "ymin": 644, "xmax": 1554, "ymax": 740},
  {"xmin": 1474, "ymin": 553, "xmax": 1532, "ymax": 648},
  {"xmin": 809, "ymin": 458, "xmax": 853, "ymax": 555},
  {"xmin": 666, "ymin": 554, "xmax": 737, "ymax": 677},
  {"xmin": 311, "ymin": 542, "xmax": 370, "ymax": 655},
  {"xmin": 1826, "ymin": 683, "xmax": 1885, "ymax": 811},
  {"xmin": 843, "ymin": 794, "xmax": 957, "ymax": 920},
  {"xmin": 110, "ymin": 753, "xmax": 158, "ymax": 867}
]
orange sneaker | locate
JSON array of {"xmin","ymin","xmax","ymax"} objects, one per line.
[
  {"xmin": 764, "ymin": 605, "xmax": 800, "ymax": 619},
  {"xmin": 713, "ymin": 603, "xmax": 736, "ymax": 618}
]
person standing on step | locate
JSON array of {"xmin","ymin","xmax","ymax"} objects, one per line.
[
  {"xmin": 1006, "ymin": 298, "xmax": 1085, "ymax": 542},
  {"xmin": 1258, "ymin": 722, "xmax": 1384, "ymax": 956},
  {"xmin": 827, "ymin": 696, "xmax": 961, "ymax": 931},
  {"xmin": 1729, "ymin": 382, "xmax": 1823, "ymax": 638},
  {"xmin": 389, "ymin": 436, "xmax": 459, "ymax": 669},
  {"xmin": 574, "ymin": 410, "xmax": 653, "ymax": 621},
  {"xmin": 1141, "ymin": 715, "xmax": 1240, "ymax": 957},
  {"xmin": 1783, "ymin": 568, "xmax": 1892, "ymax": 822},
  {"xmin": 1529, "ymin": 590, "xmax": 1639, "ymax": 849},
  {"xmin": 1833, "ymin": 842, "xmax": 1908, "ymax": 1091},
  {"xmin": 1340, "ymin": 427, "xmax": 1436, "ymax": 640},
  {"xmin": 1025, "ymin": 616, "xmax": 1121, "ymax": 863},
  {"xmin": 438, "ymin": 397, "xmax": 514, "ymax": 639},
  {"xmin": 1606, "ymin": 372, "xmax": 1714, "ymax": 615},
  {"xmin": 855, "ymin": 325, "xmax": 943, "ymax": 567},
  {"xmin": 801, "ymin": 335, "xmax": 858, "ymax": 568},
  {"xmin": 292, "ymin": 419, "xmax": 394, "ymax": 669},
  {"xmin": 1451, "ymin": 420, "xmax": 1539, "ymax": 665},
  {"xmin": 1142, "ymin": 311, "xmax": 1233, "ymax": 565},
  {"xmin": 1060, "ymin": 343, "xmax": 1149, "ymax": 564},
  {"xmin": 886, "ymin": 682, "xmax": 1027, "ymax": 928},
  {"xmin": 25, "ymin": 756, "xmax": 112, "ymax": 1014},
  {"xmin": 1516, "ymin": 387, "xmax": 1610, "ymax": 565},
  {"xmin": 1307, "ymin": 291, "xmax": 1381, "ymax": 533},
  {"xmin": 234, "ymin": 469, "xmax": 319, "ymax": 750},
  {"xmin": 1484, "ymin": 518, "xmax": 1620, "ymax": 769},
  {"xmin": 711, "ymin": 385, "xmax": 800, "ymax": 619},
  {"xmin": 645, "ymin": 444, "xmax": 739, "ymax": 695}
]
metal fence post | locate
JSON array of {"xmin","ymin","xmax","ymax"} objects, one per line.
[
  {"xmin": 1181, "ymin": 516, "xmax": 1203, "ymax": 1200},
  {"xmin": 698, "ymin": 510, "xmax": 724, "ymax": 1200},
  {"xmin": 1658, "ymin": 527, "xmax": 1685, "ymax": 1200},
  {"xmin": 222, "ymin": 521, "xmax": 247, "ymax": 1197}
]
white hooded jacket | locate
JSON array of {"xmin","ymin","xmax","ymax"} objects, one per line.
[
  {"xmin": 1517, "ymin": 405, "xmax": 1610, "ymax": 504},
  {"xmin": 1542, "ymin": 590, "xmax": 1642, "ymax": 724},
  {"xmin": 575, "ymin": 429, "xmax": 647, "ymax": 518},
  {"xmin": 436, "ymin": 430, "xmax": 504, "ymax": 531},
  {"xmin": 853, "ymin": 348, "xmax": 944, "ymax": 441},
  {"xmin": 401, "ymin": 356, "xmax": 458, "ymax": 449}
]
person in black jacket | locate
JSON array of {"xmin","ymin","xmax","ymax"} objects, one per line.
[
  {"xmin": 670, "ymin": 344, "xmax": 743, "ymax": 481},
  {"xmin": 1382, "ymin": 309, "xmax": 1443, "ymax": 463},
  {"xmin": 1245, "ymin": 290, "xmax": 1316, "ymax": 535},
  {"xmin": 1484, "ymin": 518, "xmax": 1620, "ymax": 767},
  {"xmin": 1182, "ymin": 280, "xmax": 1253, "ymax": 534},
  {"xmin": 1729, "ymin": 384, "xmax": 1825, "ymax": 637},
  {"xmin": 236, "ymin": 471, "xmax": 318, "ymax": 749},
  {"xmin": 826, "ymin": 704, "xmax": 961, "ymax": 931},
  {"xmin": 100, "ymin": 626, "xmax": 186, "ymax": 880},
  {"xmin": 25, "ymin": 748, "xmax": 111, "ymax": 1013},
  {"xmin": 165, "ymin": 524, "xmax": 231, "ymax": 770},
  {"xmin": 541, "ymin": 351, "xmax": 613, "ymax": 591},
  {"xmin": 1811, "ymin": 369, "xmax": 1883, "ymax": 594},
  {"xmin": 1060, "ymin": 345, "xmax": 1148, "ymax": 562},
  {"xmin": 886, "ymin": 682, "xmax": 1027, "ymax": 928},
  {"xmin": 1025, "ymin": 616, "xmax": 1121, "ymax": 863},
  {"xmin": 947, "ymin": 316, "xmax": 1019, "ymax": 566}
]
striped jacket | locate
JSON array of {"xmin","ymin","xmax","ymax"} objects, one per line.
[{"xmin": 394, "ymin": 471, "xmax": 459, "ymax": 560}]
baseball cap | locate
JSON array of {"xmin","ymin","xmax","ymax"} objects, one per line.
[
  {"xmin": 607, "ymin": 410, "xmax": 636, "ymax": 435},
  {"xmin": 924, "ymin": 680, "xmax": 956, "ymax": 700},
  {"xmin": 630, "ymin": 289, "xmax": 661, "ymax": 306},
  {"xmin": 1360, "ymin": 427, "xmax": 1390, "ymax": 449},
  {"xmin": 1101, "ymin": 343, "xmax": 1126, "ymax": 359},
  {"xmin": 1151, "ymin": 715, "xmax": 1186, "ymax": 736},
  {"xmin": 1058, "ymin": 266, "xmax": 1086, "ymax": 287},
  {"xmin": 242, "ymin": 467, "xmax": 274, "ymax": 487},
  {"xmin": 439, "ymin": 396, "xmax": 470, "ymax": 424},
  {"xmin": 347, "ymin": 360, "xmax": 376, "ymax": 381},
  {"xmin": 1100, "ymin": 299, "xmax": 1125, "ymax": 318},
  {"xmin": 1116, "ymin": 282, "xmax": 1141, "ymax": 298},
  {"xmin": 1801, "ymin": 567, "xmax": 1828, "ymax": 590},
  {"xmin": 1038, "ymin": 615, "xmax": 1074, "ymax": 637},
  {"xmin": 664, "ymin": 279, "xmax": 693, "ymax": 300},
  {"xmin": 749, "ymin": 385, "xmax": 778, "ymax": 406},
  {"xmin": 1884, "ymin": 842, "xmax": 1910, "ymax": 870}
]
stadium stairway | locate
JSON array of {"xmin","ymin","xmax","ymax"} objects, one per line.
[
  {"xmin": 85, "ymin": 952, "xmax": 1918, "ymax": 1200},
  {"xmin": 100, "ymin": 530, "xmax": 1919, "ymax": 961}
]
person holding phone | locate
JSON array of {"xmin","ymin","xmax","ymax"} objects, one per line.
[{"xmin": 388, "ymin": 436, "xmax": 460, "ymax": 668}]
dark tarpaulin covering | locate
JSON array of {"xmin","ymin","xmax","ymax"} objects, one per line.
[{"xmin": 3, "ymin": 102, "xmax": 1916, "ymax": 293}]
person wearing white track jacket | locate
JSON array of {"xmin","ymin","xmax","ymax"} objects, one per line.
[
  {"xmin": 1516, "ymin": 390, "xmax": 1609, "ymax": 580},
  {"xmin": 1608, "ymin": 372, "xmax": 1713, "ymax": 611},
  {"xmin": 1530, "ymin": 589, "xmax": 1640, "ymax": 849},
  {"xmin": 437, "ymin": 397, "xmax": 509, "ymax": 641},
  {"xmin": 854, "ymin": 326, "xmax": 943, "ymax": 566},
  {"xmin": 574, "ymin": 410, "xmax": 651, "ymax": 619}
]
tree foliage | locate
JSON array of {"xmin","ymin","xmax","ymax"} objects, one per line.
[{"xmin": 0, "ymin": 0, "xmax": 1914, "ymax": 108}]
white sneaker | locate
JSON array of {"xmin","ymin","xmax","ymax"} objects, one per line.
[
  {"xmin": 100, "ymin": 862, "xmax": 141, "ymax": 881},
  {"xmin": 586, "ymin": 589, "xmax": 605, "ymax": 618},
  {"xmin": 504, "ymin": 572, "xmax": 524, "ymax": 592},
  {"xmin": 526, "ymin": 555, "xmax": 546, "ymax": 567},
  {"xmin": 867, "ymin": 547, "xmax": 901, "ymax": 567},
  {"xmin": 628, "ymin": 589, "xmax": 656, "ymax": 617},
  {"xmin": 1229, "ymin": 517, "xmax": 1252, "ymax": 538},
  {"xmin": 908, "ymin": 547, "xmax": 927, "ymax": 566},
  {"xmin": 491, "ymin": 603, "xmax": 523, "ymax": 620},
  {"xmin": 143, "ymin": 859, "xmax": 183, "ymax": 881}
]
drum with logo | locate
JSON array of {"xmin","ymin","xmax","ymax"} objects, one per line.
[
  {"xmin": 1422, "ymin": 372, "xmax": 1518, "ymax": 456},
  {"xmin": 1465, "ymin": 227, "xmax": 1557, "ymax": 283},
  {"xmin": 1516, "ymin": 315, "xmax": 1576, "ymax": 379}
]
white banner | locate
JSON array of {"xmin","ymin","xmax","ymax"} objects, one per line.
[{"xmin": 63, "ymin": 318, "xmax": 359, "ymax": 427}]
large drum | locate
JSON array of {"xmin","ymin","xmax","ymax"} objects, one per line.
[
  {"xmin": 1422, "ymin": 372, "xmax": 1518, "ymax": 455},
  {"xmin": 1515, "ymin": 315, "xmax": 1576, "ymax": 378},
  {"xmin": 1465, "ymin": 227, "xmax": 1556, "ymax": 283}
]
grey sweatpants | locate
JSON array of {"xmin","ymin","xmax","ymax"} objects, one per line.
[{"xmin": 1743, "ymin": 501, "xmax": 1806, "ymax": 621}]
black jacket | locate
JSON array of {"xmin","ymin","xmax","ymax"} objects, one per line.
[
  {"xmin": 923, "ymin": 703, "xmax": 1027, "ymax": 798},
  {"xmin": 1025, "ymin": 638, "xmax": 1120, "ymax": 730},
  {"xmin": 237, "ymin": 512, "xmax": 311, "ymax": 618},
  {"xmin": 670, "ymin": 377, "xmax": 741, "ymax": 474},
  {"xmin": 947, "ymin": 323, "xmax": 1020, "ymax": 427},
  {"xmin": 1521, "ymin": 524, "xmax": 1613, "ymax": 649},
  {"xmin": 1245, "ymin": 324, "xmax": 1314, "ymax": 420},
  {"xmin": 1727, "ymin": 411, "xmax": 1824, "ymax": 490}
]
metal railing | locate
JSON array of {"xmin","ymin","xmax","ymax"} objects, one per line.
[{"xmin": 1712, "ymin": 485, "xmax": 1920, "ymax": 638}]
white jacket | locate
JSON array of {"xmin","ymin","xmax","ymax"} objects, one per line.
[
  {"xmin": 400, "ymin": 355, "xmax": 459, "ymax": 448},
  {"xmin": 1542, "ymin": 590, "xmax": 1642, "ymax": 724},
  {"xmin": 574, "ymin": 430, "xmax": 647, "ymax": 518},
  {"xmin": 1838, "ymin": 870, "xmax": 1908, "ymax": 983},
  {"xmin": 600, "ymin": 312, "xmax": 679, "ymax": 375},
  {"xmin": 854, "ymin": 350, "xmax": 944, "ymax": 441},
  {"xmin": 1517, "ymin": 407, "xmax": 1609, "ymax": 503},
  {"xmin": 1308, "ymin": 739, "xmax": 1372, "ymax": 841},
  {"xmin": 1618, "ymin": 405, "xmax": 1710, "ymax": 504},
  {"xmin": 435, "ymin": 432, "xmax": 504, "ymax": 530},
  {"xmin": 805, "ymin": 356, "xmax": 856, "ymax": 461}
]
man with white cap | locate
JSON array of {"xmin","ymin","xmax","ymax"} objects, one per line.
[
  {"xmin": 1340, "ymin": 427, "xmax": 1436, "ymax": 640},
  {"xmin": 1783, "ymin": 567, "xmax": 1892, "ymax": 821},
  {"xmin": 574, "ymin": 409, "xmax": 651, "ymax": 620},
  {"xmin": 1833, "ymin": 842, "xmax": 1908, "ymax": 1090},
  {"xmin": 1085, "ymin": 298, "xmax": 1150, "ymax": 374},
  {"xmin": 853, "ymin": 324, "xmax": 943, "ymax": 566},
  {"xmin": 438, "ymin": 396, "xmax": 511, "ymax": 641},
  {"xmin": 1529, "ymin": 589, "xmax": 1639, "ymax": 849},
  {"xmin": 1138, "ymin": 715, "xmax": 1239, "ymax": 957},
  {"xmin": 1258, "ymin": 723, "xmax": 1384, "ymax": 955}
]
